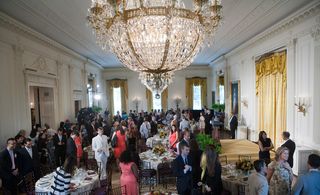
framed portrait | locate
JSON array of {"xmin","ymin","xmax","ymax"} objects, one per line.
[{"xmin": 230, "ymin": 80, "xmax": 241, "ymax": 117}]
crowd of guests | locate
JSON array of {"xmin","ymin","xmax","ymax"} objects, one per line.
[{"xmin": 1, "ymin": 106, "xmax": 319, "ymax": 195}]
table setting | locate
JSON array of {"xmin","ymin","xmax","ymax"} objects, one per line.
[
  {"xmin": 221, "ymin": 163, "xmax": 252, "ymax": 194},
  {"xmin": 139, "ymin": 146, "xmax": 176, "ymax": 170},
  {"xmin": 35, "ymin": 168, "xmax": 100, "ymax": 194}
]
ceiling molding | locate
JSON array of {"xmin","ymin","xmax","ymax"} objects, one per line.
[
  {"xmin": 225, "ymin": 1, "xmax": 320, "ymax": 58},
  {"xmin": 0, "ymin": 11, "xmax": 103, "ymax": 69}
]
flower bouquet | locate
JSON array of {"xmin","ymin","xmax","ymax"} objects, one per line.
[
  {"xmin": 159, "ymin": 130, "xmax": 167, "ymax": 139},
  {"xmin": 236, "ymin": 159, "xmax": 254, "ymax": 174},
  {"xmin": 153, "ymin": 144, "xmax": 166, "ymax": 156}
]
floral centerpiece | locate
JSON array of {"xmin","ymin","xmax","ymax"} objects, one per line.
[
  {"xmin": 236, "ymin": 159, "xmax": 254, "ymax": 172},
  {"xmin": 159, "ymin": 130, "xmax": 167, "ymax": 139},
  {"xmin": 153, "ymin": 144, "xmax": 166, "ymax": 156},
  {"xmin": 196, "ymin": 134, "xmax": 221, "ymax": 154}
]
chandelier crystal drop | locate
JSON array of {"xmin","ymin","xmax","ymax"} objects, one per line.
[{"xmin": 88, "ymin": 0, "xmax": 222, "ymax": 91}]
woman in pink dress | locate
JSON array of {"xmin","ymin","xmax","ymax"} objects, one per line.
[
  {"xmin": 169, "ymin": 125, "xmax": 179, "ymax": 151},
  {"xmin": 119, "ymin": 150, "xmax": 139, "ymax": 195}
]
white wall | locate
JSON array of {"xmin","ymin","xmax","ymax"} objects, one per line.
[
  {"xmin": 210, "ymin": 2, "xmax": 320, "ymax": 150},
  {"xmin": 0, "ymin": 12, "xmax": 105, "ymax": 144},
  {"xmin": 102, "ymin": 66, "xmax": 212, "ymax": 112}
]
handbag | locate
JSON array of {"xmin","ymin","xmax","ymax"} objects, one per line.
[{"xmin": 111, "ymin": 132, "xmax": 117, "ymax": 147}]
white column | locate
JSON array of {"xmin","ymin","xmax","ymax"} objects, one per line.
[
  {"xmin": 286, "ymin": 38, "xmax": 296, "ymax": 139},
  {"xmin": 12, "ymin": 44, "xmax": 30, "ymax": 131},
  {"xmin": 311, "ymin": 26, "xmax": 320, "ymax": 146}
]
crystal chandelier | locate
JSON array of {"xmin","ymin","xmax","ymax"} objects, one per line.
[
  {"xmin": 88, "ymin": 0, "xmax": 222, "ymax": 91},
  {"xmin": 139, "ymin": 71, "xmax": 174, "ymax": 95}
]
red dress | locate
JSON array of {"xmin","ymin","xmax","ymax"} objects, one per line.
[
  {"xmin": 169, "ymin": 131, "xmax": 178, "ymax": 149},
  {"xmin": 113, "ymin": 130, "xmax": 126, "ymax": 159},
  {"xmin": 119, "ymin": 162, "xmax": 138, "ymax": 195},
  {"xmin": 74, "ymin": 136, "xmax": 83, "ymax": 158}
]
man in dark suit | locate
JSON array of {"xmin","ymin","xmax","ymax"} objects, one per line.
[
  {"xmin": 53, "ymin": 128, "xmax": 67, "ymax": 167},
  {"xmin": 17, "ymin": 138, "xmax": 40, "ymax": 181},
  {"xmin": 177, "ymin": 129, "xmax": 190, "ymax": 155},
  {"xmin": 66, "ymin": 131, "xmax": 77, "ymax": 158},
  {"xmin": 281, "ymin": 131, "xmax": 296, "ymax": 168},
  {"xmin": 204, "ymin": 109, "xmax": 213, "ymax": 135},
  {"xmin": 229, "ymin": 112, "xmax": 238, "ymax": 139},
  {"xmin": 0, "ymin": 138, "xmax": 19, "ymax": 195},
  {"xmin": 173, "ymin": 142, "xmax": 192, "ymax": 195}
]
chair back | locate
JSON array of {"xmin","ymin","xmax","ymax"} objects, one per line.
[
  {"xmin": 110, "ymin": 185, "xmax": 127, "ymax": 195},
  {"xmin": 237, "ymin": 183, "xmax": 247, "ymax": 195},
  {"xmin": 23, "ymin": 172, "xmax": 35, "ymax": 194},
  {"xmin": 219, "ymin": 154, "xmax": 228, "ymax": 165},
  {"xmin": 86, "ymin": 159, "xmax": 101, "ymax": 179},
  {"xmin": 238, "ymin": 155, "xmax": 251, "ymax": 161},
  {"xmin": 40, "ymin": 164, "xmax": 53, "ymax": 177}
]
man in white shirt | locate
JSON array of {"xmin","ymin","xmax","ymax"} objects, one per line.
[
  {"xmin": 248, "ymin": 159, "xmax": 268, "ymax": 195},
  {"xmin": 92, "ymin": 127, "xmax": 109, "ymax": 180},
  {"xmin": 179, "ymin": 116, "xmax": 190, "ymax": 131},
  {"xmin": 139, "ymin": 118, "xmax": 151, "ymax": 141}
]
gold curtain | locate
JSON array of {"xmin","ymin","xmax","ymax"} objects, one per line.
[
  {"xmin": 256, "ymin": 51, "xmax": 287, "ymax": 147},
  {"xmin": 161, "ymin": 88, "xmax": 168, "ymax": 111},
  {"xmin": 186, "ymin": 77, "xmax": 207, "ymax": 109},
  {"xmin": 146, "ymin": 88, "xmax": 153, "ymax": 112},
  {"xmin": 107, "ymin": 79, "xmax": 128, "ymax": 116}
]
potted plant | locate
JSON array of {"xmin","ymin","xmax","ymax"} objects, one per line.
[
  {"xmin": 211, "ymin": 103, "xmax": 225, "ymax": 112},
  {"xmin": 195, "ymin": 134, "xmax": 221, "ymax": 154}
]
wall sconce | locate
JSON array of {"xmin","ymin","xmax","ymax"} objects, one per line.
[
  {"xmin": 174, "ymin": 97, "xmax": 182, "ymax": 110},
  {"xmin": 132, "ymin": 98, "xmax": 140, "ymax": 112},
  {"xmin": 241, "ymin": 97, "xmax": 248, "ymax": 108},
  {"xmin": 294, "ymin": 96, "xmax": 309, "ymax": 116}
]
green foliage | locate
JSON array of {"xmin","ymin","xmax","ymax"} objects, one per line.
[
  {"xmin": 212, "ymin": 103, "xmax": 225, "ymax": 111},
  {"xmin": 196, "ymin": 134, "xmax": 221, "ymax": 154},
  {"xmin": 91, "ymin": 105, "xmax": 102, "ymax": 113}
]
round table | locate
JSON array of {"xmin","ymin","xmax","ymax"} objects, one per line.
[
  {"xmin": 139, "ymin": 150, "xmax": 176, "ymax": 170},
  {"xmin": 35, "ymin": 168, "xmax": 100, "ymax": 194}
]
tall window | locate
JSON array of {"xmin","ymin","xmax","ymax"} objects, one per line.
[
  {"xmin": 113, "ymin": 87, "xmax": 122, "ymax": 115},
  {"xmin": 193, "ymin": 85, "xmax": 202, "ymax": 110},
  {"xmin": 219, "ymin": 85, "xmax": 224, "ymax": 104},
  {"xmin": 152, "ymin": 92, "xmax": 162, "ymax": 110}
]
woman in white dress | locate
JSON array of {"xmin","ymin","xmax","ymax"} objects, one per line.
[{"xmin": 199, "ymin": 112, "xmax": 205, "ymax": 134}]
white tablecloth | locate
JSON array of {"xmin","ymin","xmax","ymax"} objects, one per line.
[
  {"xmin": 139, "ymin": 150, "xmax": 176, "ymax": 170},
  {"xmin": 221, "ymin": 164, "xmax": 250, "ymax": 195},
  {"xmin": 146, "ymin": 135, "xmax": 169, "ymax": 148},
  {"xmin": 35, "ymin": 169, "xmax": 100, "ymax": 194}
]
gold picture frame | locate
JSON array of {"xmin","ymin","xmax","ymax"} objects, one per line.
[{"xmin": 230, "ymin": 80, "xmax": 241, "ymax": 117}]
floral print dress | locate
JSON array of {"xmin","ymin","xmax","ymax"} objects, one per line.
[{"xmin": 268, "ymin": 161, "xmax": 292, "ymax": 195}]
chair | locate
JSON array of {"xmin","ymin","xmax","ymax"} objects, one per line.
[
  {"xmin": 219, "ymin": 154, "xmax": 228, "ymax": 165},
  {"xmin": 105, "ymin": 159, "xmax": 113, "ymax": 190},
  {"xmin": 86, "ymin": 159, "xmax": 101, "ymax": 179},
  {"xmin": 157, "ymin": 162, "xmax": 174, "ymax": 189},
  {"xmin": 23, "ymin": 172, "xmax": 35, "ymax": 195},
  {"xmin": 139, "ymin": 169, "xmax": 157, "ymax": 192},
  {"xmin": 238, "ymin": 155, "xmax": 251, "ymax": 161},
  {"xmin": 237, "ymin": 183, "xmax": 247, "ymax": 195},
  {"xmin": 110, "ymin": 185, "xmax": 127, "ymax": 195},
  {"xmin": 40, "ymin": 164, "xmax": 53, "ymax": 177}
]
